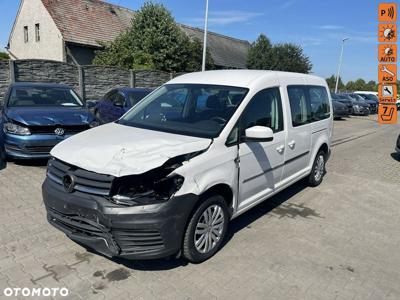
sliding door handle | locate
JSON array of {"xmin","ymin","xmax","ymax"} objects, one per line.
[
  {"xmin": 288, "ymin": 141, "xmax": 296, "ymax": 149},
  {"xmin": 276, "ymin": 145, "xmax": 285, "ymax": 154}
]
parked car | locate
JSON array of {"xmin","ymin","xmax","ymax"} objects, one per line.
[
  {"xmin": 338, "ymin": 94, "xmax": 370, "ymax": 116},
  {"xmin": 346, "ymin": 93, "xmax": 378, "ymax": 114},
  {"xmin": 331, "ymin": 93, "xmax": 353, "ymax": 114},
  {"xmin": 1, "ymin": 83, "xmax": 99, "ymax": 159},
  {"xmin": 0, "ymin": 130, "xmax": 6, "ymax": 170},
  {"xmin": 94, "ymin": 88, "xmax": 153, "ymax": 124},
  {"xmin": 332, "ymin": 100, "xmax": 349, "ymax": 119},
  {"xmin": 43, "ymin": 70, "xmax": 333, "ymax": 263}
]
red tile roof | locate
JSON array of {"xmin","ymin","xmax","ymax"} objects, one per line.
[{"xmin": 41, "ymin": 0, "xmax": 135, "ymax": 47}]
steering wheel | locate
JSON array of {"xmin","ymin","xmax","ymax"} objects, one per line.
[{"xmin": 211, "ymin": 116, "xmax": 227, "ymax": 124}]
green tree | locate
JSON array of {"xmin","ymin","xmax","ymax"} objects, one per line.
[
  {"xmin": 0, "ymin": 52, "xmax": 10, "ymax": 60},
  {"xmin": 247, "ymin": 34, "xmax": 312, "ymax": 74},
  {"xmin": 366, "ymin": 80, "xmax": 378, "ymax": 91},
  {"xmin": 326, "ymin": 75, "xmax": 344, "ymax": 91},
  {"xmin": 247, "ymin": 34, "xmax": 273, "ymax": 69},
  {"xmin": 346, "ymin": 80, "xmax": 356, "ymax": 91},
  {"xmin": 93, "ymin": 2, "xmax": 213, "ymax": 72},
  {"xmin": 353, "ymin": 79, "xmax": 367, "ymax": 91}
]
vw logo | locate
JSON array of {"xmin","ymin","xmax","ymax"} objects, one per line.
[
  {"xmin": 54, "ymin": 128, "xmax": 65, "ymax": 136},
  {"xmin": 62, "ymin": 174, "xmax": 75, "ymax": 193}
]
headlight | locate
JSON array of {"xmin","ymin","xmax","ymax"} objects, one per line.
[
  {"xmin": 354, "ymin": 105, "xmax": 360, "ymax": 109},
  {"xmin": 4, "ymin": 122, "xmax": 31, "ymax": 135},
  {"xmin": 111, "ymin": 175, "xmax": 184, "ymax": 206},
  {"xmin": 89, "ymin": 121, "xmax": 100, "ymax": 128}
]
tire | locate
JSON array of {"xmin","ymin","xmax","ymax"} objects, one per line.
[
  {"xmin": 182, "ymin": 195, "xmax": 229, "ymax": 263},
  {"xmin": 308, "ymin": 150, "xmax": 326, "ymax": 187}
]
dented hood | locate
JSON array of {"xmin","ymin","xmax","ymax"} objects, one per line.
[{"xmin": 51, "ymin": 123, "xmax": 212, "ymax": 177}]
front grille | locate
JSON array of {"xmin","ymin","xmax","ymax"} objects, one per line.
[
  {"xmin": 112, "ymin": 229, "xmax": 164, "ymax": 254},
  {"xmin": 25, "ymin": 145, "xmax": 54, "ymax": 153},
  {"xmin": 48, "ymin": 207, "xmax": 106, "ymax": 238},
  {"xmin": 29, "ymin": 125, "xmax": 90, "ymax": 135},
  {"xmin": 47, "ymin": 158, "xmax": 114, "ymax": 196},
  {"xmin": 48, "ymin": 208, "xmax": 165, "ymax": 255}
]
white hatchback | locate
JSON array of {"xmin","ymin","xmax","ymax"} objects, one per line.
[{"xmin": 43, "ymin": 70, "xmax": 333, "ymax": 263}]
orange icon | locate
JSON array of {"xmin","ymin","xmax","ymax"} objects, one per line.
[
  {"xmin": 378, "ymin": 64, "xmax": 397, "ymax": 83},
  {"xmin": 378, "ymin": 104, "xmax": 398, "ymax": 124},
  {"xmin": 378, "ymin": 3, "xmax": 397, "ymax": 22},
  {"xmin": 378, "ymin": 23, "xmax": 397, "ymax": 42},
  {"xmin": 378, "ymin": 44, "xmax": 397, "ymax": 62},
  {"xmin": 378, "ymin": 83, "xmax": 397, "ymax": 101}
]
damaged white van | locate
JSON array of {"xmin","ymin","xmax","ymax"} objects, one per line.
[{"xmin": 43, "ymin": 70, "xmax": 332, "ymax": 263}]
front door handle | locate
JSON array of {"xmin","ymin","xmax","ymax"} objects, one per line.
[
  {"xmin": 288, "ymin": 141, "xmax": 296, "ymax": 149},
  {"xmin": 276, "ymin": 145, "xmax": 285, "ymax": 154}
]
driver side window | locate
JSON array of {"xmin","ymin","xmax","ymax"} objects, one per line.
[{"xmin": 241, "ymin": 87, "xmax": 284, "ymax": 135}]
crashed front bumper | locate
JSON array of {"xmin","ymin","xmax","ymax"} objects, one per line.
[{"xmin": 42, "ymin": 178, "xmax": 198, "ymax": 260}]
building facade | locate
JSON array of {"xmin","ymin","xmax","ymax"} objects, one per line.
[{"xmin": 7, "ymin": 0, "xmax": 250, "ymax": 69}]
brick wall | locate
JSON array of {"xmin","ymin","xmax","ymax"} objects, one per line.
[{"xmin": 0, "ymin": 60, "xmax": 181, "ymax": 101}]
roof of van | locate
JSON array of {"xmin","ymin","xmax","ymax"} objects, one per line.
[{"xmin": 169, "ymin": 70, "xmax": 325, "ymax": 88}]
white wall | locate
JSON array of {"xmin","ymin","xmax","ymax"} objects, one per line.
[{"xmin": 9, "ymin": 0, "xmax": 64, "ymax": 61}]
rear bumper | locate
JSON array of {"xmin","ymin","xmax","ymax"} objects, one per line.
[
  {"xmin": 42, "ymin": 178, "xmax": 199, "ymax": 260},
  {"xmin": 5, "ymin": 133, "xmax": 74, "ymax": 159}
]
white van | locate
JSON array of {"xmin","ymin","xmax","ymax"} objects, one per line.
[{"xmin": 43, "ymin": 70, "xmax": 333, "ymax": 263}]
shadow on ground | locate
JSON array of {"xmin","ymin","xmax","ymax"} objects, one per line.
[{"xmin": 109, "ymin": 180, "xmax": 309, "ymax": 271}]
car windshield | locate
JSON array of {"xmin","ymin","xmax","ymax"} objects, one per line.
[
  {"xmin": 364, "ymin": 94, "xmax": 378, "ymax": 101},
  {"xmin": 119, "ymin": 84, "xmax": 249, "ymax": 138},
  {"xmin": 8, "ymin": 86, "xmax": 83, "ymax": 107},
  {"xmin": 127, "ymin": 91, "xmax": 151, "ymax": 105}
]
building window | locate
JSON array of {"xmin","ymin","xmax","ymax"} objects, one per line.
[
  {"xmin": 35, "ymin": 23, "xmax": 40, "ymax": 42},
  {"xmin": 23, "ymin": 26, "xmax": 28, "ymax": 43}
]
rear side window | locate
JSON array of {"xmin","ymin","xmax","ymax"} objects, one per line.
[
  {"xmin": 309, "ymin": 86, "xmax": 330, "ymax": 121},
  {"xmin": 287, "ymin": 86, "xmax": 311, "ymax": 127},
  {"xmin": 241, "ymin": 87, "xmax": 284, "ymax": 134}
]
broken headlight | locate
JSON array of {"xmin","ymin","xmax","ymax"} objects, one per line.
[{"xmin": 110, "ymin": 175, "xmax": 184, "ymax": 206}]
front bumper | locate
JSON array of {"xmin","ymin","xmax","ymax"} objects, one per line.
[
  {"xmin": 352, "ymin": 106, "xmax": 369, "ymax": 115},
  {"xmin": 42, "ymin": 178, "xmax": 199, "ymax": 260},
  {"xmin": 5, "ymin": 133, "xmax": 74, "ymax": 159}
]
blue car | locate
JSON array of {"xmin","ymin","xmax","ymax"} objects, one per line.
[
  {"xmin": 1, "ymin": 82, "xmax": 98, "ymax": 159},
  {"xmin": 94, "ymin": 88, "xmax": 152, "ymax": 124},
  {"xmin": 0, "ymin": 129, "xmax": 5, "ymax": 170}
]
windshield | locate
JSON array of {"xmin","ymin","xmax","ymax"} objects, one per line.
[
  {"xmin": 8, "ymin": 86, "xmax": 84, "ymax": 107},
  {"xmin": 119, "ymin": 84, "xmax": 248, "ymax": 138},
  {"xmin": 127, "ymin": 91, "xmax": 151, "ymax": 105},
  {"xmin": 364, "ymin": 94, "xmax": 378, "ymax": 101}
]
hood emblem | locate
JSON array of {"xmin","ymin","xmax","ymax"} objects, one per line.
[
  {"xmin": 55, "ymin": 128, "xmax": 65, "ymax": 136},
  {"xmin": 62, "ymin": 174, "xmax": 75, "ymax": 193}
]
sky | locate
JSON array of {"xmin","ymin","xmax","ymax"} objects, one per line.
[{"xmin": 0, "ymin": 0, "xmax": 384, "ymax": 82}]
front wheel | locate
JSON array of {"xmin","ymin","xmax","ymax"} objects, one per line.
[
  {"xmin": 308, "ymin": 151, "xmax": 326, "ymax": 187},
  {"xmin": 182, "ymin": 195, "xmax": 229, "ymax": 263}
]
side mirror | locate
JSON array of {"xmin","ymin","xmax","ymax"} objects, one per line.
[
  {"xmin": 114, "ymin": 101, "xmax": 124, "ymax": 108},
  {"xmin": 244, "ymin": 126, "xmax": 274, "ymax": 142},
  {"xmin": 86, "ymin": 100, "xmax": 97, "ymax": 109}
]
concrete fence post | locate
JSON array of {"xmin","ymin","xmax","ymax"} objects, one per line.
[
  {"xmin": 9, "ymin": 60, "xmax": 15, "ymax": 83},
  {"xmin": 170, "ymin": 72, "xmax": 174, "ymax": 80},
  {"xmin": 130, "ymin": 70, "xmax": 136, "ymax": 88},
  {"xmin": 78, "ymin": 66, "xmax": 84, "ymax": 99}
]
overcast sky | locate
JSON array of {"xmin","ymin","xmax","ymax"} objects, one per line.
[{"xmin": 0, "ymin": 0, "xmax": 385, "ymax": 82}]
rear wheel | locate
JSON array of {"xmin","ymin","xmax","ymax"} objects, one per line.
[
  {"xmin": 308, "ymin": 151, "xmax": 326, "ymax": 187},
  {"xmin": 182, "ymin": 195, "xmax": 229, "ymax": 263}
]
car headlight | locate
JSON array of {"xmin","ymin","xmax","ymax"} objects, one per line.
[
  {"xmin": 354, "ymin": 105, "xmax": 360, "ymax": 109},
  {"xmin": 89, "ymin": 121, "xmax": 100, "ymax": 128},
  {"xmin": 111, "ymin": 174, "xmax": 184, "ymax": 206},
  {"xmin": 4, "ymin": 122, "xmax": 31, "ymax": 136}
]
